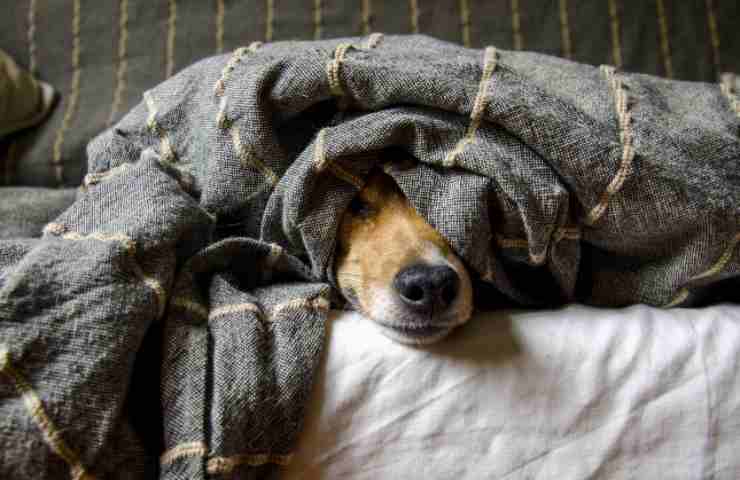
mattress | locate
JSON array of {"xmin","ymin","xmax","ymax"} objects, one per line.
[{"xmin": 286, "ymin": 305, "xmax": 740, "ymax": 479}]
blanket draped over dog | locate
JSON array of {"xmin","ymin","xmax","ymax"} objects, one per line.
[{"xmin": 1, "ymin": 35, "xmax": 739, "ymax": 479}]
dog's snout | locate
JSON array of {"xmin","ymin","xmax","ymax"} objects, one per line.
[{"xmin": 393, "ymin": 264, "xmax": 459, "ymax": 313}]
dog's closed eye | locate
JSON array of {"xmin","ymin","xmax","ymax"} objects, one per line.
[{"xmin": 348, "ymin": 196, "xmax": 374, "ymax": 217}]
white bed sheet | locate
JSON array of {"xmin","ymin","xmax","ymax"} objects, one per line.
[{"xmin": 283, "ymin": 305, "xmax": 740, "ymax": 479}]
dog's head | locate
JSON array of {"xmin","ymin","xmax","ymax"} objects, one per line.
[{"xmin": 335, "ymin": 168, "xmax": 473, "ymax": 344}]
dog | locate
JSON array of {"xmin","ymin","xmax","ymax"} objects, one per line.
[{"xmin": 335, "ymin": 167, "xmax": 473, "ymax": 345}]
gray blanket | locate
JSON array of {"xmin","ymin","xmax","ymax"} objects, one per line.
[{"xmin": 1, "ymin": 35, "xmax": 739, "ymax": 479}]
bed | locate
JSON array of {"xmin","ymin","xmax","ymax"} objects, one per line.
[{"xmin": 287, "ymin": 306, "xmax": 740, "ymax": 478}]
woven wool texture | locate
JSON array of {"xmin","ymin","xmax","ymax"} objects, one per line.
[{"xmin": 0, "ymin": 35, "xmax": 739, "ymax": 479}]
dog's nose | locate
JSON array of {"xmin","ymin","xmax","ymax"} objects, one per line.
[{"xmin": 393, "ymin": 264, "xmax": 459, "ymax": 313}]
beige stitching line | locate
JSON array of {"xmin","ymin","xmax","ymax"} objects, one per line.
[
  {"xmin": 529, "ymin": 252, "xmax": 546, "ymax": 265},
  {"xmin": 317, "ymin": 150, "xmax": 363, "ymax": 189},
  {"xmin": 363, "ymin": 32, "xmax": 384, "ymax": 49},
  {"xmin": 705, "ymin": 0, "xmax": 721, "ymax": 80},
  {"xmin": 83, "ymin": 163, "xmax": 131, "ymax": 187},
  {"xmin": 210, "ymin": 302, "xmax": 263, "ymax": 320},
  {"xmin": 173, "ymin": 290, "xmax": 324, "ymax": 324},
  {"xmin": 166, "ymin": 0, "xmax": 177, "ymax": 78},
  {"xmin": 497, "ymin": 228, "xmax": 581, "ymax": 248},
  {"xmin": 691, "ymin": 232, "xmax": 740, "ymax": 281},
  {"xmin": 160, "ymin": 441, "xmax": 208, "ymax": 466},
  {"xmin": 460, "ymin": 0, "xmax": 471, "ymax": 48},
  {"xmin": 495, "ymin": 236, "xmax": 529, "ymax": 249},
  {"xmin": 655, "ymin": 0, "xmax": 673, "ymax": 78},
  {"xmin": 553, "ymin": 226, "xmax": 581, "ymax": 242},
  {"xmin": 45, "ymin": 225, "xmax": 167, "ymax": 319},
  {"xmin": 0, "ymin": 347, "xmax": 97, "ymax": 480},
  {"xmin": 144, "ymin": 91, "xmax": 176, "ymax": 163},
  {"xmin": 314, "ymin": 128, "xmax": 328, "ymax": 170},
  {"xmin": 207, "ymin": 453, "xmax": 293, "ymax": 473},
  {"xmin": 216, "ymin": 95, "xmax": 230, "ymax": 129},
  {"xmin": 721, "ymin": 74, "xmax": 740, "ymax": 116},
  {"xmin": 27, "ymin": 0, "xmax": 38, "ymax": 76},
  {"xmin": 51, "ymin": 0, "xmax": 82, "ymax": 186},
  {"xmin": 665, "ymin": 232, "xmax": 740, "ymax": 307},
  {"xmin": 160, "ymin": 442, "xmax": 293, "ymax": 471},
  {"xmin": 61, "ymin": 232, "xmax": 167, "ymax": 319},
  {"xmin": 444, "ymin": 46, "xmax": 497, "ymax": 168},
  {"xmin": 170, "ymin": 297, "xmax": 209, "ymax": 319},
  {"xmin": 271, "ymin": 296, "xmax": 330, "ymax": 318},
  {"xmin": 313, "ymin": 129, "xmax": 364, "ymax": 189},
  {"xmin": 409, "ymin": 0, "xmax": 419, "ymax": 34},
  {"xmin": 361, "ymin": 0, "xmax": 372, "ymax": 35},
  {"xmin": 663, "ymin": 288, "xmax": 689, "ymax": 308},
  {"xmin": 43, "ymin": 221, "xmax": 67, "ymax": 236},
  {"xmin": 558, "ymin": 0, "xmax": 572, "ymax": 60},
  {"xmin": 216, "ymin": 0, "xmax": 225, "ymax": 54},
  {"xmin": 108, "ymin": 0, "xmax": 129, "ymax": 126},
  {"xmin": 327, "ymin": 43, "xmax": 353, "ymax": 97},
  {"xmin": 265, "ymin": 0, "xmax": 274, "ymax": 41},
  {"xmin": 608, "ymin": 0, "xmax": 623, "ymax": 69},
  {"xmin": 329, "ymin": 163, "xmax": 363, "ymax": 189},
  {"xmin": 510, "ymin": 0, "xmax": 523, "ymax": 50},
  {"xmin": 496, "ymin": 226, "xmax": 580, "ymax": 265},
  {"xmin": 587, "ymin": 66, "xmax": 634, "ymax": 225},
  {"xmin": 230, "ymin": 124, "xmax": 280, "ymax": 186},
  {"xmin": 215, "ymin": 42, "xmax": 262, "ymax": 97},
  {"xmin": 61, "ymin": 231, "xmax": 134, "ymax": 246},
  {"xmin": 495, "ymin": 235, "xmax": 546, "ymax": 265},
  {"xmin": 214, "ymin": 43, "xmax": 262, "ymax": 98},
  {"xmin": 266, "ymin": 242, "xmax": 283, "ymax": 268},
  {"xmin": 313, "ymin": 0, "xmax": 322, "ymax": 40}
]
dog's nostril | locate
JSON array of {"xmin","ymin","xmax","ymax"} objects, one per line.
[
  {"xmin": 394, "ymin": 264, "xmax": 459, "ymax": 312},
  {"xmin": 404, "ymin": 285, "xmax": 425, "ymax": 302}
]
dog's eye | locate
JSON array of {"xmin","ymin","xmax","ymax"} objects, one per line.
[{"xmin": 348, "ymin": 196, "xmax": 373, "ymax": 217}]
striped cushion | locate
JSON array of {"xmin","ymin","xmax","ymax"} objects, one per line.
[{"xmin": 0, "ymin": 0, "xmax": 738, "ymax": 187}]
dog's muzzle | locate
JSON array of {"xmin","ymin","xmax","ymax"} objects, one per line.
[{"xmin": 393, "ymin": 264, "xmax": 459, "ymax": 314}]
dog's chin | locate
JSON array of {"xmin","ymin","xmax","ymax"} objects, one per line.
[
  {"xmin": 373, "ymin": 321, "xmax": 457, "ymax": 345},
  {"xmin": 362, "ymin": 289, "xmax": 473, "ymax": 346}
]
